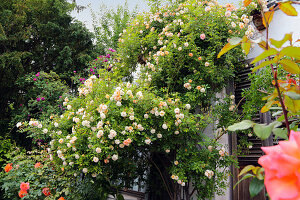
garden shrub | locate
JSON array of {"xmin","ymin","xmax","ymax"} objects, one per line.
[
  {"xmin": 15, "ymin": 67, "xmax": 236, "ymax": 199},
  {"xmin": 0, "ymin": 137, "xmax": 14, "ymax": 167},
  {"xmin": 0, "ymin": 147, "xmax": 68, "ymax": 200},
  {"xmin": 242, "ymin": 66, "xmax": 287, "ymax": 120},
  {"xmin": 13, "ymin": 71, "xmax": 70, "ymax": 123},
  {"xmin": 117, "ymin": 0, "xmax": 256, "ymax": 108},
  {"xmin": 0, "ymin": 0, "xmax": 96, "ymax": 136},
  {"xmin": 10, "ymin": 71, "xmax": 71, "ymax": 147}
]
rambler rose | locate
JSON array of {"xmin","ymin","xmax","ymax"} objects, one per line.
[
  {"xmin": 200, "ymin": 33, "xmax": 205, "ymax": 40},
  {"xmin": 95, "ymin": 147, "xmax": 101, "ymax": 153}
]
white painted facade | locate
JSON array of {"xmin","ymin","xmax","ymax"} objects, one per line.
[{"xmin": 248, "ymin": 5, "xmax": 300, "ymax": 59}]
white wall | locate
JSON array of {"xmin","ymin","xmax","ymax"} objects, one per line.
[{"xmin": 248, "ymin": 5, "xmax": 300, "ymax": 59}]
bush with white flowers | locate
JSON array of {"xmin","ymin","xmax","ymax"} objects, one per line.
[
  {"xmin": 23, "ymin": 68, "xmax": 235, "ymax": 199},
  {"xmin": 117, "ymin": 0, "xmax": 256, "ymax": 109}
]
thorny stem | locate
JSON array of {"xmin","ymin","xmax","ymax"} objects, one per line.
[
  {"xmin": 269, "ymin": 63, "xmax": 291, "ymax": 135},
  {"xmin": 260, "ymin": 7, "xmax": 290, "ymax": 135}
]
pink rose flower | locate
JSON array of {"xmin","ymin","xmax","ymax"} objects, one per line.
[
  {"xmin": 258, "ymin": 130, "xmax": 300, "ymax": 200},
  {"xmin": 200, "ymin": 33, "xmax": 205, "ymax": 40}
]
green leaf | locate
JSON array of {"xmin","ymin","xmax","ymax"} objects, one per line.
[
  {"xmin": 253, "ymin": 121, "xmax": 282, "ymax": 140},
  {"xmin": 117, "ymin": 194, "xmax": 125, "ymax": 200},
  {"xmin": 273, "ymin": 128, "xmax": 288, "ymax": 140},
  {"xmin": 285, "ymin": 95, "xmax": 300, "ymax": 113},
  {"xmin": 256, "ymin": 168, "xmax": 265, "ymax": 180},
  {"xmin": 272, "ymin": 110, "xmax": 283, "ymax": 117},
  {"xmin": 279, "ymin": 2, "xmax": 298, "ymax": 16},
  {"xmin": 228, "ymin": 120, "xmax": 255, "ymax": 131},
  {"xmin": 252, "ymin": 60, "xmax": 276, "ymax": 72},
  {"xmin": 253, "ymin": 122, "xmax": 278, "ymax": 140},
  {"xmin": 261, "ymin": 100, "xmax": 279, "ymax": 113},
  {"xmin": 277, "ymin": 112, "xmax": 294, "ymax": 122},
  {"xmin": 280, "ymin": 46, "xmax": 300, "ymax": 60},
  {"xmin": 279, "ymin": 59, "xmax": 300, "ymax": 74},
  {"xmin": 277, "ymin": 115, "xmax": 284, "ymax": 122},
  {"xmin": 239, "ymin": 165, "xmax": 255, "ymax": 177},
  {"xmin": 234, "ymin": 173, "xmax": 255, "ymax": 189},
  {"xmin": 253, "ymin": 124, "xmax": 272, "ymax": 140},
  {"xmin": 291, "ymin": 121, "xmax": 299, "ymax": 131},
  {"xmin": 285, "ymin": 91, "xmax": 300, "ymax": 100},
  {"xmin": 270, "ymin": 33, "xmax": 292, "ymax": 48},
  {"xmin": 217, "ymin": 42, "xmax": 240, "ymax": 58},
  {"xmin": 251, "ymin": 48, "xmax": 278, "ymax": 64},
  {"xmin": 242, "ymin": 42, "xmax": 251, "ymax": 55},
  {"xmin": 249, "ymin": 178, "xmax": 265, "ymax": 198},
  {"xmin": 269, "ymin": 107, "xmax": 283, "ymax": 110}
]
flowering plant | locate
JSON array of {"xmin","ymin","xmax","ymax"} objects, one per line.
[
  {"xmin": 12, "ymin": 71, "xmax": 71, "ymax": 147},
  {"xmin": 8, "ymin": 1, "xmax": 260, "ymax": 198},
  {"xmin": 71, "ymin": 48, "xmax": 117, "ymax": 87},
  {"xmin": 0, "ymin": 147, "xmax": 68, "ymax": 200},
  {"xmin": 13, "ymin": 71, "xmax": 70, "ymax": 123},
  {"xmin": 21, "ymin": 67, "xmax": 235, "ymax": 199},
  {"xmin": 258, "ymin": 130, "xmax": 300, "ymax": 200},
  {"xmin": 117, "ymin": 0, "xmax": 256, "ymax": 108}
]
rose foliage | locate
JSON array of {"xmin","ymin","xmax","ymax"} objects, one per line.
[
  {"xmin": 0, "ymin": 147, "xmax": 68, "ymax": 200},
  {"xmin": 117, "ymin": 0, "xmax": 256, "ymax": 108},
  {"xmin": 21, "ymin": 67, "xmax": 235, "ymax": 199}
]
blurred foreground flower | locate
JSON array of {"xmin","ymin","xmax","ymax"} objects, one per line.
[{"xmin": 258, "ymin": 130, "xmax": 300, "ymax": 200}]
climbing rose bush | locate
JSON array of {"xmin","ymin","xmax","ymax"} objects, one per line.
[
  {"xmin": 117, "ymin": 0, "xmax": 256, "ymax": 108},
  {"xmin": 22, "ymin": 68, "xmax": 235, "ymax": 198}
]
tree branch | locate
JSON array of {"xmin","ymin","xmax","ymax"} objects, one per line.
[
  {"xmin": 149, "ymin": 156, "xmax": 173, "ymax": 200},
  {"xmin": 190, "ymin": 187, "xmax": 196, "ymax": 197}
]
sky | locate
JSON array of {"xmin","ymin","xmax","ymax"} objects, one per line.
[{"xmin": 70, "ymin": 0, "xmax": 150, "ymax": 32}]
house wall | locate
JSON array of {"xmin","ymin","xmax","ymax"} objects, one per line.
[
  {"xmin": 247, "ymin": 5, "xmax": 300, "ymax": 59},
  {"xmin": 214, "ymin": 88, "xmax": 232, "ymax": 200},
  {"xmin": 194, "ymin": 88, "xmax": 232, "ymax": 200}
]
